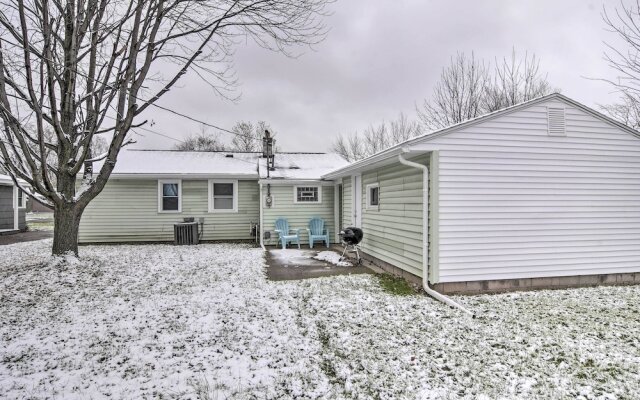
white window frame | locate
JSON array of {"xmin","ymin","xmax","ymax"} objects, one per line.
[
  {"xmin": 366, "ymin": 183, "xmax": 380, "ymax": 210},
  {"xmin": 17, "ymin": 188, "xmax": 27, "ymax": 208},
  {"xmin": 208, "ymin": 179, "xmax": 238, "ymax": 213},
  {"xmin": 293, "ymin": 185, "xmax": 322, "ymax": 204},
  {"xmin": 158, "ymin": 179, "xmax": 182, "ymax": 213}
]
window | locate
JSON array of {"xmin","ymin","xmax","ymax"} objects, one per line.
[
  {"xmin": 209, "ymin": 179, "xmax": 238, "ymax": 212},
  {"xmin": 158, "ymin": 180, "xmax": 181, "ymax": 213},
  {"xmin": 17, "ymin": 189, "xmax": 27, "ymax": 208},
  {"xmin": 366, "ymin": 183, "xmax": 379, "ymax": 209},
  {"xmin": 294, "ymin": 186, "xmax": 321, "ymax": 203}
]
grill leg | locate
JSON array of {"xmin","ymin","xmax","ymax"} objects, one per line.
[{"xmin": 340, "ymin": 244, "xmax": 348, "ymax": 260}]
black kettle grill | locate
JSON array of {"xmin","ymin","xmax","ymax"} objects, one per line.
[{"xmin": 339, "ymin": 227, "xmax": 363, "ymax": 264}]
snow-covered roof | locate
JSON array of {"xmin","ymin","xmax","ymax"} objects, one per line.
[
  {"xmin": 101, "ymin": 150, "xmax": 260, "ymax": 178},
  {"xmin": 258, "ymin": 153, "xmax": 348, "ymax": 181},
  {"xmin": 0, "ymin": 174, "xmax": 13, "ymax": 185}
]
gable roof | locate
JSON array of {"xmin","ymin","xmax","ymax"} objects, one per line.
[
  {"xmin": 258, "ymin": 152, "xmax": 348, "ymax": 181},
  {"xmin": 322, "ymin": 93, "xmax": 640, "ymax": 179}
]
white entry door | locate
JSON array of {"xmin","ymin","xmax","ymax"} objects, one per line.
[{"xmin": 352, "ymin": 174, "xmax": 362, "ymax": 227}]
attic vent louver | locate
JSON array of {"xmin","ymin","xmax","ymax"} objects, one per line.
[{"xmin": 547, "ymin": 107, "xmax": 566, "ymax": 136}]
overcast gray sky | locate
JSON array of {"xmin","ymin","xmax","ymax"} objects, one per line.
[{"xmin": 133, "ymin": 0, "xmax": 624, "ymax": 152}]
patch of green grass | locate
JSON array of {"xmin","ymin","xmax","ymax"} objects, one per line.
[
  {"xmin": 27, "ymin": 221, "xmax": 54, "ymax": 231},
  {"xmin": 375, "ymin": 273, "xmax": 416, "ymax": 296}
]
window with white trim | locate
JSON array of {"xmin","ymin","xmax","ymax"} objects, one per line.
[
  {"xmin": 17, "ymin": 189, "xmax": 27, "ymax": 208},
  {"xmin": 158, "ymin": 180, "xmax": 181, "ymax": 213},
  {"xmin": 294, "ymin": 186, "xmax": 321, "ymax": 203},
  {"xmin": 366, "ymin": 183, "xmax": 379, "ymax": 209},
  {"xmin": 209, "ymin": 179, "xmax": 238, "ymax": 212}
]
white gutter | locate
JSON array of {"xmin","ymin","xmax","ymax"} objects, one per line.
[
  {"xmin": 323, "ymin": 147, "xmax": 406, "ymax": 180},
  {"xmin": 397, "ymin": 151, "xmax": 474, "ymax": 317},
  {"xmin": 259, "ymin": 183, "xmax": 266, "ymax": 251}
]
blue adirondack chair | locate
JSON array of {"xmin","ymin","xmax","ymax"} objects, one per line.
[
  {"xmin": 307, "ymin": 217, "xmax": 330, "ymax": 249},
  {"xmin": 274, "ymin": 218, "xmax": 301, "ymax": 249}
]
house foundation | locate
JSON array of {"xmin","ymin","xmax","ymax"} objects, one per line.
[{"xmin": 335, "ymin": 244, "xmax": 640, "ymax": 295}]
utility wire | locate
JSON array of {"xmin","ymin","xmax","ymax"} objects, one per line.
[{"xmin": 0, "ymin": 38, "xmax": 257, "ymax": 142}]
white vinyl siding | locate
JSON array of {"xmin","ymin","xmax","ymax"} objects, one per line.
[
  {"xmin": 342, "ymin": 177, "xmax": 352, "ymax": 226},
  {"xmin": 413, "ymin": 99, "xmax": 640, "ymax": 283},
  {"xmin": 80, "ymin": 180, "xmax": 259, "ymax": 243},
  {"xmin": 360, "ymin": 156, "xmax": 428, "ymax": 277}
]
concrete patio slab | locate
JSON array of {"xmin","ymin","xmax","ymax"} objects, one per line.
[{"xmin": 265, "ymin": 248, "xmax": 374, "ymax": 281}]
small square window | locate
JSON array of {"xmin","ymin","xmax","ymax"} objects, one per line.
[
  {"xmin": 210, "ymin": 180, "xmax": 237, "ymax": 212},
  {"xmin": 158, "ymin": 180, "xmax": 181, "ymax": 213},
  {"xmin": 295, "ymin": 186, "xmax": 321, "ymax": 203},
  {"xmin": 367, "ymin": 183, "xmax": 379, "ymax": 209}
]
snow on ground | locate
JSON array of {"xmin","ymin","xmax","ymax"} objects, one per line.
[
  {"xmin": 1, "ymin": 241, "xmax": 639, "ymax": 399},
  {"xmin": 314, "ymin": 250, "xmax": 352, "ymax": 267}
]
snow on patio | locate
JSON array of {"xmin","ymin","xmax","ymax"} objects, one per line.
[{"xmin": 1, "ymin": 241, "xmax": 639, "ymax": 399}]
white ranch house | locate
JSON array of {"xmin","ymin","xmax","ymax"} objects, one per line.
[{"xmin": 80, "ymin": 93, "xmax": 640, "ymax": 292}]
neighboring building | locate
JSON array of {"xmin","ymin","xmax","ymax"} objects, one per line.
[
  {"xmin": 78, "ymin": 150, "xmax": 348, "ymax": 244},
  {"xmin": 323, "ymin": 93, "xmax": 640, "ymax": 293},
  {"xmin": 0, "ymin": 174, "xmax": 27, "ymax": 232}
]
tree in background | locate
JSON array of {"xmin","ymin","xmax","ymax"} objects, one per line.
[
  {"xmin": 231, "ymin": 121, "xmax": 275, "ymax": 151},
  {"xmin": 332, "ymin": 113, "xmax": 423, "ymax": 162},
  {"xmin": 174, "ymin": 125, "xmax": 226, "ymax": 151},
  {"xmin": 484, "ymin": 50, "xmax": 553, "ymax": 112},
  {"xmin": 599, "ymin": 1, "xmax": 640, "ymax": 130},
  {"xmin": 417, "ymin": 52, "xmax": 489, "ymax": 131},
  {"xmin": 600, "ymin": 94, "xmax": 640, "ymax": 130},
  {"xmin": 0, "ymin": 0, "xmax": 330, "ymax": 255},
  {"xmin": 418, "ymin": 50, "xmax": 555, "ymax": 130}
]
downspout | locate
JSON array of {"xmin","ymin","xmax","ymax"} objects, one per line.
[
  {"xmin": 398, "ymin": 151, "xmax": 474, "ymax": 317},
  {"xmin": 259, "ymin": 183, "xmax": 266, "ymax": 251}
]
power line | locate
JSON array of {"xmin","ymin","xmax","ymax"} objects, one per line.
[
  {"xmin": 146, "ymin": 102, "xmax": 240, "ymax": 137},
  {"xmin": 0, "ymin": 40, "xmax": 256, "ymax": 142}
]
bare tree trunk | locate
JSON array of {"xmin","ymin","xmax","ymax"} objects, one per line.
[
  {"xmin": 52, "ymin": 171, "xmax": 85, "ymax": 256},
  {"xmin": 52, "ymin": 203, "xmax": 83, "ymax": 256}
]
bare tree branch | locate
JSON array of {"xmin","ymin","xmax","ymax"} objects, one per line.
[{"xmin": 332, "ymin": 112, "xmax": 423, "ymax": 162}]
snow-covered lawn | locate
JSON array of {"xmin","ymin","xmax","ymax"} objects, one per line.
[{"xmin": 1, "ymin": 241, "xmax": 639, "ymax": 399}]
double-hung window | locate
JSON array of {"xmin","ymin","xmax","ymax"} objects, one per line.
[
  {"xmin": 209, "ymin": 180, "xmax": 238, "ymax": 212},
  {"xmin": 294, "ymin": 186, "xmax": 321, "ymax": 203},
  {"xmin": 158, "ymin": 180, "xmax": 181, "ymax": 213}
]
